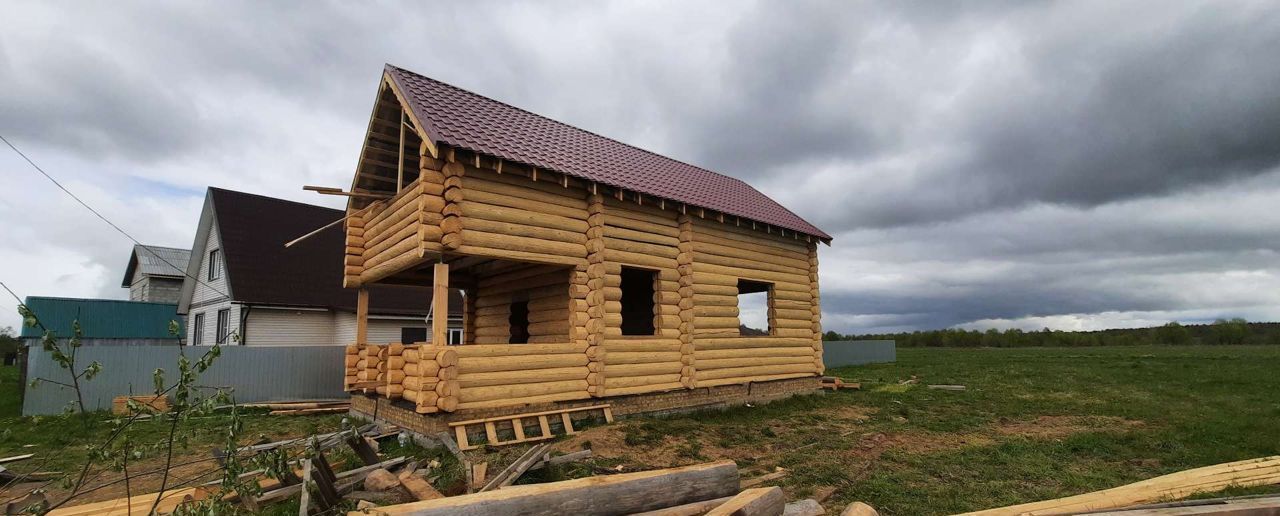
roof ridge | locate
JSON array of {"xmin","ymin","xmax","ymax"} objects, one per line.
[
  {"xmin": 136, "ymin": 244, "xmax": 189, "ymax": 252},
  {"xmin": 25, "ymin": 296, "xmax": 178, "ymax": 306},
  {"xmin": 209, "ymin": 186, "xmax": 342, "ymax": 215},
  {"xmin": 385, "ymin": 64, "xmax": 757, "ymax": 190}
]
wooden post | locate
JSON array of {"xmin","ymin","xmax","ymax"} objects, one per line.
[
  {"xmin": 397, "ymin": 109, "xmax": 406, "ymax": 192},
  {"xmin": 677, "ymin": 214, "xmax": 696, "ymax": 389},
  {"xmin": 356, "ymin": 288, "xmax": 369, "ymax": 345},
  {"xmin": 433, "ymin": 262, "xmax": 449, "ymax": 346},
  {"xmin": 584, "ymin": 193, "xmax": 606, "ymax": 396}
]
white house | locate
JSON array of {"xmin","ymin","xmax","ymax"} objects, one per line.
[{"xmin": 177, "ymin": 187, "xmax": 462, "ymax": 346}]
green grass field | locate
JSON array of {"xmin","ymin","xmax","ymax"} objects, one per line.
[
  {"xmin": 557, "ymin": 346, "xmax": 1280, "ymax": 514},
  {"xmin": 4, "ymin": 346, "xmax": 1280, "ymax": 514}
]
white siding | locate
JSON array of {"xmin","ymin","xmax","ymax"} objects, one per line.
[
  {"xmin": 188, "ymin": 303, "xmax": 240, "ymax": 345},
  {"xmin": 191, "ymin": 223, "xmax": 229, "ymax": 306},
  {"xmin": 332, "ymin": 312, "xmax": 464, "ymax": 345},
  {"xmin": 187, "ymin": 223, "xmax": 234, "ymax": 345},
  {"xmin": 244, "ymin": 308, "xmax": 335, "ymax": 346}
]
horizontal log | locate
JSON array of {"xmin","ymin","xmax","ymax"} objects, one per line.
[
  {"xmin": 695, "ymin": 356, "xmax": 816, "ymax": 370},
  {"xmin": 465, "ymin": 175, "xmax": 589, "ymax": 210},
  {"xmin": 456, "ymin": 245, "xmax": 587, "ymax": 268},
  {"xmin": 603, "ymin": 200, "xmax": 679, "ymax": 227},
  {"xmin": 458, "ymin": 353, "xmax": 589, "ymax": 373},
  {"xmin": 694, "ymin": 363, "xmax": 815, "ymax": 380},
  {"xmin": 467, "ymin": 189, "xmax": 588, "ymax": 220},
  {"xmin": 602, "ymin": 237, "xmax": 678, "ymax": 258},
  {"xmin": 462, "ymin": 229, "xmax": 587, "ymax": 258},
  {"xmin": 465, "ymin": 217, "xmax": 588, "ymax": 245},
  {"xmin": 604, "ymin": 225, "xmax": 680, "ymax": 247},
  {"xmin": 461, "ymin": 200, "xmax": 589, "ymax": 233},
  {"xmin": 692, "ymin": 262, "xmax": 808, "ymax": 286},
  {"xmin": 604, "ymin": 214, "xmax": 680, "ymax": 238},
  {"xmin": 692, "ymin": 337, "xmax": 815, "ymax": 349},
  {"xmin": 459, "ymin": 379, "xmax": 590, "ymax": 403},
  {"xmin": 468, "ymin": 166, "xmax": 589, "ymax": 199},
  {"xmin": 453, "ymin": 343, "xmax": 585, "ymax": 358},
  {"xmin": 695, "ymin": 347, "xmax": 817, "ymax": 360},
  {"xmin": 601, "ymin": 249, "xmax": 677, "ymax": 270},
  {"xmin": 601, "ymin": 361, "xmax": 683, "ymax": 377},
  {"xmin": 605, "ymin": 351, "xmax": 683, "ymax": 365},
  {"xmin": 691, "ymin": 240, "xmax": 809, "ymax": 270},
  {"xmin": 694, "ymin": 219, "xmax": 809, "ymax": 255},
  {"xmin": 457, "ymin": 366, "xmax": 589, "ymax": 388},
  {"xmin": 600, "ymin": 339, "xmax": 682, "ymax": 352},
  {"xmin": 694, "ymin": 305, "xmax": 739, "ymax": 318}
]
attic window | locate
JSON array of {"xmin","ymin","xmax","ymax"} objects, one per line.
[
  {"xmin": 208, "ymin": 249, "xmax": 222, "ymax": 281},
  {"xmin": 620, "ymin": 267, "xmax": 657, "ymax": 335},
  {"xmin": 737, "ymin": 279, "xmax": 772, "ymax": 336}
]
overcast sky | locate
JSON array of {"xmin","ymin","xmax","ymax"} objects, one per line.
[{"xmin": 2, "ymin": 1, "xmax": 1279, "ymax": 335}]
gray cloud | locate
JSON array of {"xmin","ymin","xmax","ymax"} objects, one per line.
[{"xmin": 1, "ymin": 0, "xmax": 1278, "ymax": 334}]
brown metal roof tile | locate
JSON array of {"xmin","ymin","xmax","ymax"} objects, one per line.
[{"xmin": 385, "ymin": 64, "xmax": 831, "ymax": 241}]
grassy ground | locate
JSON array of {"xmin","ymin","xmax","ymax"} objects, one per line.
[
  {"xmin": 0, "ymin": 365, "xmax": 20, "ymax": 418},
  {"xmin": 541, "ymin": 346, "xmax": 1280, "ymax": 515},
  {"xmin": 5, "ymin": 346, "xmax": 1280, "ymax": 514}
]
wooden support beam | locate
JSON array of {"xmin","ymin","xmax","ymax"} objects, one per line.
[
  {"xmin": 303, "ymin": 185, "xmax": 390, "ymax": 199},
  {"xmin": 398, "ymin": 108, "xmax": 406, "ymax": 192},
  {"xmin": 356, "ymin": 288, "xmax": 369, "ymax": 345},
  {"xmin": 433, "ymin": 262, "xmax": 449, "ymax": 346}
]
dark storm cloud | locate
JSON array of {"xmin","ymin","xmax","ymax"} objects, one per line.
[{"xmin": 2, "ymin": 0, "xmax": 1278, "ymax": 333}]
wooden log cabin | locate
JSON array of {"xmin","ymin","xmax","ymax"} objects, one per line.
[{"xmin": 341, "ymin": 65, "xmax": 832, "ymax": 429}]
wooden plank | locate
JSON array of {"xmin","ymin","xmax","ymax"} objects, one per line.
[
  {"xmin": 433, "ymin": 263, "xmax": 449, "ymax": 345},
  {"xmin": 704, "ymin": 487, "xmax": 785, "ymax": 516},
  {"xmin": 561, "ymin": 412, "xmax": 576, "ymax": 435},
  {"xmin": 448, "ymin": 404, "xmax": 612, "ymax": 427},
  {"xmin": 297, "ymin": 459, "xmax": 312, "ymax": 516},
  {"xmin": 0, "ymin": 454, "xmax": 34, "ymax": 465},
  {"xmin": 356, "ymin": 289, "xmax": 369, "ymax": 345},
  {"xmin": 513, "ymin": 418, "xmax": 526, "ymax": 441}
]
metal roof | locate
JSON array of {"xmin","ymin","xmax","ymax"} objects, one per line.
[
  {"xmin": 120, "ymin": 244, "xmax": 191, "ymax": 287},
  {"xmin": 385, "ymin": 64, "xmax": 832, "ymax": 241},
  {"xmin": 19, "ymin": 297, "xmax": 183, "ymax": 339}
]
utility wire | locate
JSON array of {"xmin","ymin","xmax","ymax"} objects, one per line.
[{"xmin": 1, "ymin": 134, "xmax": 230, "ymax": 299}]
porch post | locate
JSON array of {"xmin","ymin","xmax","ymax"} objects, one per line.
[
  {"xmin": 356, "ymin": 288, "xmax": 369, "ymax": 345},
  {"xmin": 433, "ymin": 262, "xmax": 449, "ymax": 345}
]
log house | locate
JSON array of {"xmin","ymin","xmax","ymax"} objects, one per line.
[{"xmin": 342, "ymin": 65, "xmax": 832, "ymax": 419}]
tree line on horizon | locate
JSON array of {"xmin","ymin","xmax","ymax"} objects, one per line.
[{"xmin": 824, "ymin": 318, "xmax": 1280, "ymax": 347}]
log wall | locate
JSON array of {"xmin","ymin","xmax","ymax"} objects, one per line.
[
  {"xmin": 472, "ymin": 264, "xmax": 573, "ymax": 344},
  {"xmin": 344, "ymin": 149, "xmax": 823, "ymax": 412},
  {"xmin": 688, "ymin": 218, "xmax": 822, "ymax": 387}
]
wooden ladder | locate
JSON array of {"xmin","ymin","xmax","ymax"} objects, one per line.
[{"xmin": 449, "ymin": 404, "xmax": 614, "ymax": 451}]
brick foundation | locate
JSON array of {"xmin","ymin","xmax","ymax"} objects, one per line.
[{"xmin": 350, "ymin": 376, "xmax": 821, "ymax": 436}]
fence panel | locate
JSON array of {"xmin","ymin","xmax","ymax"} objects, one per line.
[
  {"xmin": 822, "ymin": 340, "xmax": 896, "ymax": 368},
  {"xmin": 22, "ymin": 344, "xmax": 346, "ymax": 416}
]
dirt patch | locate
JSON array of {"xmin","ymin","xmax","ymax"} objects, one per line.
[{"xmin": 995, "ymin": 415, "xmax": 1144, "ymax": 439}]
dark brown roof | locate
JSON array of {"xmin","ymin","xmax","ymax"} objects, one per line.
[
  {"xmin": 385, "ymin": 65, "xmax": 831, "ymax": 241},
  {"xmin": 209, "ymin": 187, "xmax": 460, "ymax": 315}
]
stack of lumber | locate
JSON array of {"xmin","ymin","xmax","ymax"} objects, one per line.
[
  {"xmin": 472, "ymin": 264, "xmax": 574, "ymax": 344},
  {"xmin": 360, "ymin": 180, "xmax": 437, "ymax": 284},
  {"xmin": 453, "ymin": 343, "xmax": 592, "ymax": 411},
  {"xmin": 374, "ymin": 343, "xmax": 407, "ymax": 399},
  {"xmin": 959, "ymin": 455, "xmax": 1280, "ymax": 515},
  {"xmin": 401, "ymin": 345, "xmax": 459, "ymax": 413},
  {"xmin": 111, "ymin": 395, "xmax": 170, "ymax": 415},
  {"xmin": 241, "ymin": 400, "xmax": 351, "ymax": 415},
  {"xmin": 455, "ymin": 166, "xmax": 589, "ymax": 267}
]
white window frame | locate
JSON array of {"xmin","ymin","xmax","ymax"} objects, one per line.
[
  {"xmin": 192, "ymin": 313, "xmax": 204, "ymax": 345},
  {"xmin": 448, "ymin": 328, "xmax": 463, "ymax": 345},
  {"xmin": 208, "ymin": 249, "xmax": 222, "ymax": 281},
  {"xmin": 216, "ymin": 308, "xmax": 230, "ymax": 344}
]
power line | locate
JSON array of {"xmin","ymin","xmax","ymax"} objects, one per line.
[{"xmin": 0, "ymin": 134, "xmax": 230, "ymax": 299}]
